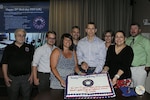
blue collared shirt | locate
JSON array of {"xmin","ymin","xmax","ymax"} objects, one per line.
[{"xmin": 77, "ymin": 36, "xmax": 106, "ymax": 73}]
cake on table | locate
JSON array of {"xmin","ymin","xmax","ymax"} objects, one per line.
[{"xmin": 65, "ymin": 73, "xmax": 116, "ymax": 99}]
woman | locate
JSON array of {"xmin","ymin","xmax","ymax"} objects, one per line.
[
  {"xmin": 103, "ymin": 30, "xmax": 114, "ymax": 50},
  {"xmin": 103, "ymin": 31, "xmax": 134, "ymax": 88},
  {"xmin": 50, "ymin": 33, "xmax": 84, "ymax": 89}
]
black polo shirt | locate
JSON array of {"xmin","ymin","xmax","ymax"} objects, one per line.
[{"xmin": 1, "ymin": 42, "xmax": 34, "ymax": 76}]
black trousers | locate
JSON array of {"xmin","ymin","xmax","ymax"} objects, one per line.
[
  {"xmin": 37, "ymin": 72, "xmax": 50, "ymax": 92},
  {"xmin": 7, "ymin": 74, "xmax": 32, "ymax": 100}
]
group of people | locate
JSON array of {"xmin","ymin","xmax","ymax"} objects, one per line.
[
  {"xmin": 1, "ymin": 22, "xmax": 150, "ymax": 100},
  {"xmin": 103, "ymin": 23, "xmax": 150, "ymax": 88}
]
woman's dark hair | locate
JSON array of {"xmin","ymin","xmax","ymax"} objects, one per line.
[
  {"xmin": 115, "ymin": 30, "xmax": 126, "ymax": 37},
  {"xmin": 59, "ymin": 33, "xmax": 73, "ymax": 51}
]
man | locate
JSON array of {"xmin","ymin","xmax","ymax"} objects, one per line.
[
  {"xmin": 32, "ymin": 31, "xmax": 56, "ymax": 92},
  {"xmin": 1, "ymin": 28, "xmax": 34, "ymax": 100},
  {"xmin": 77, "ymin": 22, "xmax": 106, "ymax": 75},
  {"xmin": 70, "ymin": 26, "xmax": 80, "ymax": 51},
  {"xmin": 126, "ymin": 23, "xmax": 150, "ymax": 87}
]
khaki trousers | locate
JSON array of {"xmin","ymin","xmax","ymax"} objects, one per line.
[
  {"xmin": 130, "ymin": 66, "xmax": 147, "ymax": 88},
  {"xmin": 145, "ymin": 72, "xmax": 150, "ymax": 93}
]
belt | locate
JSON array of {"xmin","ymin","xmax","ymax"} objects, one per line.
[
  {"xmin": 9, "ymin": 73, "xmax": 30, "ymax": 77},
  {"xmin": 88, "ymin": 67, "xmax": 96, "ymax": 70},
  {"xmin": 131, "ymin": 65, "xmax": 145, "ymax": 67},
  {"xmin": 38, "ymin": 71, "xmax": 50, "ymax": 74}
]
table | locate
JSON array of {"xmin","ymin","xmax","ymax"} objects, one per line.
[{"xmin": 33, "ymin": 89, "xmax": 150, "ymax": 100}]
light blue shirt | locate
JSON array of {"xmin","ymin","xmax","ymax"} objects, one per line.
[
  {"xmin": 32, "ymin": 43, "xmax": 56, "ymax": 73},
  {"xmin": 77, "ymin": 36, "xmax": 106, "ymax": 73}
]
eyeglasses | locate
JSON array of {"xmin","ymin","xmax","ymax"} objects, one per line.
[
  {"xmin": 105, "ymin": 35, "xmax": 112, "ymax": 37},
  {"xmin": 16, "ymin": 34, "xmax": 26, "ymax": 38},
  {"xmin": 47, "ymin": 37, "xmax": 56, "ymax": 40}
]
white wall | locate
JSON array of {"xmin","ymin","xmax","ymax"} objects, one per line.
[{"xmin": 142, "ymin": 33, "xmax": 150, "ymax": 39}]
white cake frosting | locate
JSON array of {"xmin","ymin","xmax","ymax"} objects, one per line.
[{"xmin": 65, "ymin": 73, "xmax": 116, "ymax": 99}]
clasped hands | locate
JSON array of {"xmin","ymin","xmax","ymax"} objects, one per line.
[{"xmin": 81, "ymin": 62, "xmax": 89, "ymax": 72}]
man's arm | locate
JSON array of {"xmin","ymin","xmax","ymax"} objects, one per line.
[
  {"xmin": 144, "ymin": 39, "xmax": 150, "ymax": 76},
  {"xmin": 2, "ymin": 64, "xmax": 12, "ymax": 87},
  {"xmin": 76, "ymin": 41, "xmax": 85, "ymax": 65},
  {"xmin": 94, "ymin": 42, "xmax": 106, "ymax": 73},
  {"xmin": 32, "ymin": 66, "xmax": 39, "ymax": 85},
  {"xmin": 32, "ymin": 48, "xmax": 41, "ymax": 85},
  {"xmin": 76, "ymin": 41, "xmax": 89, "ymax": 72}
]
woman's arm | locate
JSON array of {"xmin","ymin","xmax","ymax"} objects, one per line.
[
  {"xmin": 73, "ymin": 51, "xmax": 86, "ymax": 75},
  {"xmin": 50, "ymin": 48, "xmax": 65, "ymax": 87},
  {"xmin": 102, "ymin": 66, "xmax": 109, "ymax": 73},
  {"xmin": 112, "ymin": 69, "xmax": 124, "ymax": 86}
]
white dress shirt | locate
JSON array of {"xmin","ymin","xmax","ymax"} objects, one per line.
[{"xmin": 32, "ymin": 43, "xmax": 56, "ymax": 73}]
